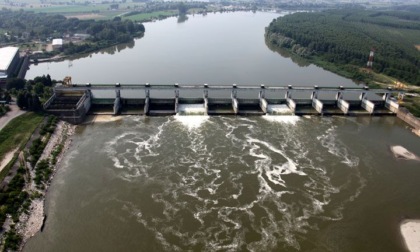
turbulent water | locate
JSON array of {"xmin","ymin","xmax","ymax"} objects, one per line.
[
  {"xmin": 22, "ymin": 10, "xmax": 420, "ymax": 252},
  {"xmin": 24, "ymin": 116, "xmax": 420, "ymax": 251}
]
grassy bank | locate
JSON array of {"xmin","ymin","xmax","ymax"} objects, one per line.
[
  {"xmin": 0, "ymin": 119, "xmax": 70, "ymax": 251},
  {"xmin": 123, "ymin": 10, "xmax": 177, "ymax": 22},
  {"xmin": 0, "ymin": 112, "xmax": 44, "ymax": 180}
]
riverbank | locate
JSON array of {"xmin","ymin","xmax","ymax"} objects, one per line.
[
  {"xmin": 266, "ymin": 33, "xmax": 418, "ymax": 90},
  {"xmin": 401, "ymin": 220, "xmax": 420, "ymax": 252},
  {"xmin": 10, "ymin": 120, "xmax": 75, "ymax": 250},
  {"xmin": 265, "ymin": 37, "xmax": 420, "ymax": 121},
  {"xmin": 29, "ymin": 37, "xmax": 142, "ymax": 66},
  {"xmin": 0, "ymin": 113, "xmax": 43, "ymax": 183}
]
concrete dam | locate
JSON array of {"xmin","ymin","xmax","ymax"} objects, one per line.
[{"xmin": 43, "ymin": 84, "xmax": 402, "ymax": 124}]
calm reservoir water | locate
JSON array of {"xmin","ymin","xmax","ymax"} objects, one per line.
[
  {"xmin": 26, "ymin": 12, "xmax": 355, "ymax": 86},
  {"xmin": 24, "ymin": 12, "xmax": 420, "ymax": 252}
]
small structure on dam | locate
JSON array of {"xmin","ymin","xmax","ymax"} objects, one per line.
[{"xmin": 43, "ymin": 83, "xmax": 402, "ymax": 124}]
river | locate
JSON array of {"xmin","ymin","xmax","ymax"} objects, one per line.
[
  {"xmin": 24, "ymin": 12, "xmax": 420, "ymax": 252},
  {"xmin": 26, "ymin": 12, "xmax": 355, "ymax": 87}
]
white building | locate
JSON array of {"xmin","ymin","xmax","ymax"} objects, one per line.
[
  {"xmin": 0, "ymin": 46, "xmax": 20, "ymax": 80},
  {"xmin": 52, "ymin": 38, "xmax": 63, "ymax": 50}
]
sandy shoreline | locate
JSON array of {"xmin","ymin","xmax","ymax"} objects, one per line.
[
  {"xmin": 83, "ymin": 114, "xmax": 123, "ymax": 124},
  {"xmin": 15, "ymin": 121, "xmax": 76, "ymax": 249},
  {"xmin": 401, "ymin": 220, "xmax": 420, "ymax": 252}
]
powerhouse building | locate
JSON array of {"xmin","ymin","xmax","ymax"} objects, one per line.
[{"xmin": 0, "ymin": 46, "xmax": 20, "ymax": 80}]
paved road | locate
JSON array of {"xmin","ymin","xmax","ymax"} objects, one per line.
[{"xmin": 0, "ymin": 104, "xmax": 26, "ymax": 131}]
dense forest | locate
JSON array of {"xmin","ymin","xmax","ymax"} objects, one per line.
[
  {"xmin": 0, "ymin": 9, "xmax": 145, "ymax": 55},
  {"xmin": 266, "ymin": 8, "xmax": 420, "ymax": 86}
]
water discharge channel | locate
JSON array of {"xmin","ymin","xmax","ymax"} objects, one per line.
[{"xmin": 24, "ymin": 12, "xmax": 420, "ymax": 252}]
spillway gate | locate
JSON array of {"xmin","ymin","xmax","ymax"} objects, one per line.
[{"xmin": 43, "ymin": 84, "xmax": 402, "ymax": 124}]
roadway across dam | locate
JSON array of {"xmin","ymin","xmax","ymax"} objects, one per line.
[{"xmin": 43, "ymin": 84, "xmax": 402, "ymax": 124}]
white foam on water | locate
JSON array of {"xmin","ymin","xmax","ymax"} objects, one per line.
[
  {"xmin": 317, "ymin": 126, "xmax": 360, "ymax": 168},
  {"xmin": 237, "ymin": 117, "xmax": 258, "ymax": 124},
  {"xmin": 104, "ymin": 117, "xmax": 369, "ymax": 251},
  {"xmin": 315, "ymin": 122, "xmax": 367, "ymax": 216},
  {"xmin": 262, "ymin": 115, "xmax": 300, "ymax": 125},
  {"xmin": 127, "ymin": 115, "xmax": 145, "ymax": 123},
  {"xmin": 177, "ymin": 104, "xmax": 207, "ymax": 115},
  {"xmin": 174, "ymin": 115, "xmax": 210, "ymax": 130},
  {"xmin": 104, "ymin": 118, "xmax": 173, "ymax": 180},
  {"xmin": 267, "ymin": 104, "xmax": 293, "ymax": 114},
  {"xmin": 247, "ymin": 137, "xmax": 305, "ymax": 177}
]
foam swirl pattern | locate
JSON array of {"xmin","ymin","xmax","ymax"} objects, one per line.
[{"xmin": 103, "ymin": 116, "xmax": 363, "ymax": 251}]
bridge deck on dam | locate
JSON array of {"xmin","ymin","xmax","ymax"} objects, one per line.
[{"xmin": 43, "ymin": 84, "xmax": 403, "ymax": 124}]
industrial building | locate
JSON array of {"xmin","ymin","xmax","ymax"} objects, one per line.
[
  {"xmin": 0, "ymin": 46, "xmax": 20, "ymax": 81},
  {"xmin": 52, "ymin": 39, "xmax": 63, "ymax": 50}
]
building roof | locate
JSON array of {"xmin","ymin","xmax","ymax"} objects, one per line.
[
  {"xmin": 52, "ymin": 38, "xmax": 63, "ymax": 46},
  {"xmin": 0, "ymin": 47, "xmax": 19, "ymax": 72}
]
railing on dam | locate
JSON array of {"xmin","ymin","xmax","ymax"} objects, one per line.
[
  {"xmin": 55, "ymin": 83, "xmax": 395, "ymax": 93},
  {"xmin": 45, "ymin": 84, "xmax": 406, "ymax": 124}
]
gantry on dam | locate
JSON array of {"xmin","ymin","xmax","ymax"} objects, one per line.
[{"xmin": 43, "ymin": 83, "xmax": 402, "ymax": 124}]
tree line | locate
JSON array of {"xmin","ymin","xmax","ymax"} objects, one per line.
[
  {"xmin": 266, "ymin": 9, "xmax": 420, "ymax": 86},
  {"xmin": 0, "ymin": 9, "xmax": 145, "ymax": 55},
  {"xmin": 5, "ymin": 75, "xmax": 54, "ymax": 111}
]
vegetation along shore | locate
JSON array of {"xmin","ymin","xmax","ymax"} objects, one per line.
[
  {"xmin": 265, "ymin": 7, "xmax": 420, "ymax": 116},
  {"xmin": 0, "ymin": 113, "xmax": 75, "ymax": 251}
]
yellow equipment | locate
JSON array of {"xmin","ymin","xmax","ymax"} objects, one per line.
[
  {"xmin": 395, "ymin": 81, "xmax": 407, "ymax": 89},
  {"xmin": 63, "ymin": 76, "xmax": 72, "ymax": 87}
]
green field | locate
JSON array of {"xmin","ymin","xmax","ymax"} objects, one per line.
[
  {"xmin": 0, "ymin": 112, "xmax": 44, "ymax": 177},
  {"xmin": 26, "ymin": 3, "xmax": 133, "ymax": 13},
  {"xmin": 27, "ymin": 5, "xmax": 110, "ymax": 13},
  {"xmin": 123, "ymin": 10, "xmax": 177, "ymax": 22},
  {"xmin": 0, "ymin": 2, "xmax": 136, "ymax": 20}
]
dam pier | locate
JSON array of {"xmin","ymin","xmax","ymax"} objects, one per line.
[{"xmin": 43, "ymin": 84, "xmax": 402, "ymax": 124}]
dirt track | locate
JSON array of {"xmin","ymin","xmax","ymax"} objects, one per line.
[{"xmin": 0, "ymin": 104, "xmax": 26, "ymax": 131}]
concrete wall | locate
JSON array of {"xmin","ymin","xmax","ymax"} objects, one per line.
[
  {"xmin": 337, "ymin": 99, "xmax": 350, "ymax": 114},
  {"xmin": 385, "ymin": 99, "xmax": 399, "ymax": 113},
  {"xmin": 7, "ymin": 51, "xmax": 20, "ymax": 76},
  {"xmin": 45, "ymin": 91, "xmax": 91, "ymax": 124},
  {"xmin": 312, "ymin": 99, "xmax": 323, "ymax": 113},
  {"xmin": 17, "ymin": 56, "xmax": 29, "ymax": 79},
  {"xmin": 397, "ymin": 108, "xmax": 420, "ymax": 131},
  {"xmin": 286, "ymin": 98, "xmax": 296, "ymax": 112},
  {"xmin": 362, "ymin": 99, "xmax": 375, "ymax": 114}
]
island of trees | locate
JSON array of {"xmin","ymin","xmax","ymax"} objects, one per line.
[{"xmin": 266, "ymin": 7, "xmax": 420, "ymax": 87}]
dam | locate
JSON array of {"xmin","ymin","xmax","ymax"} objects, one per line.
[{"xmin": 43, "ymin": 84, "xmax": 402, "ymax": 124}]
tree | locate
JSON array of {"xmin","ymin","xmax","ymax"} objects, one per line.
[
  {"xmin": 110, "ymin": 4, "xmax": 119, "ymax": 10},
  {"xmin": 31, "ymin": 95, "xmax": 41, "ymax": 111},
  {"xmin": 34, "ymin": 83, "xmax": 44, "ymax": 95},
  {"xmin": 178, "ymin": 2, "xmax": 188, "ymax": 15},
  {"xmin": 6, "ymin": 78, "xmax": 25, "ymax": 90},
  {"xmin": 16, "ymin": 91, "xmax": 26, "ymax": 109},
  {"xmin": 3, "ymin": 91, "xmax": 11, "ymax": 103},
  {"xmin": 46, "ymin": 74, "xmax": 52, "ymax": 86}
]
